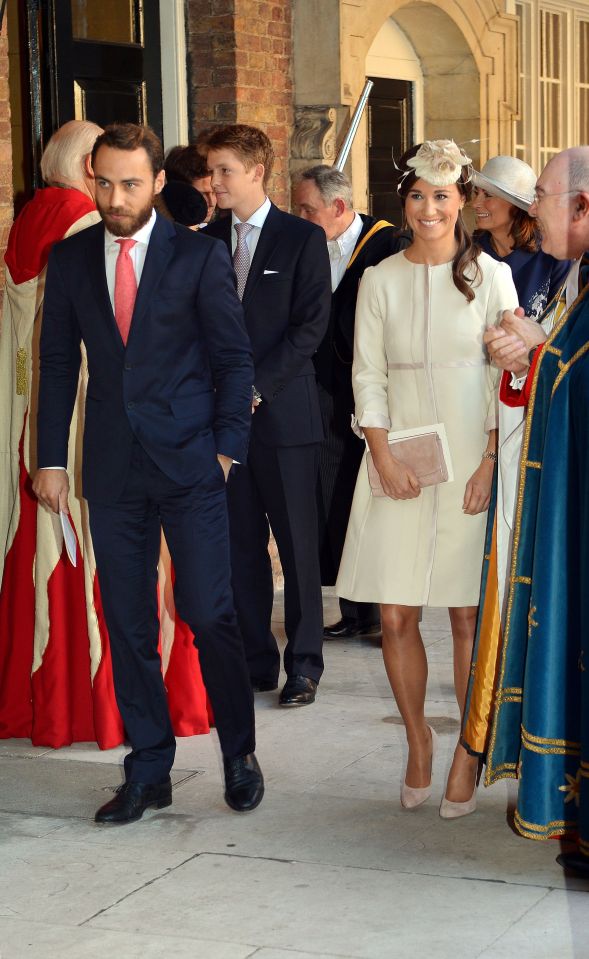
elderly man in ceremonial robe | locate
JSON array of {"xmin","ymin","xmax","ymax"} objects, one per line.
[{"xmin": 463, "ymin": 146, "xmax": 589, "ymax": 876}]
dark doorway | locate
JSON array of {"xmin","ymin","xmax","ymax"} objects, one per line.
[
  {"xmin": 16, "ymin": 0, "xmax": 163, "ymax": 196},
  {"xmin": 367, "ymin": 77, "xmax": 413, "ymax": 226}
]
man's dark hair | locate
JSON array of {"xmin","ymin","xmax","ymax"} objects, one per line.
[
  {"xmin": 91, "ymin": 123, "xmax": 164, "ymax": 176},
  {"xmin": 165, "ymin": 144, "xmax": 209, "ymax": 184}
]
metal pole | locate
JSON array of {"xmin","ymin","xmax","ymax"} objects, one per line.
[{"xmin": 333, "ymin": 79, "xmax": 374, "ymax": 171}]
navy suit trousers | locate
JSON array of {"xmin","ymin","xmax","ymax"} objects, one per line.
[
  {"xmin": 89, "ymin": 443, "xmax": 255, "ymax": 783},
  {"xmin": 226, "ymin": 436, "xmax": 324, "ymax": 685}
]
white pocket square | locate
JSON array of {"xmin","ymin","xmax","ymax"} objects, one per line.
[{"xmin": 263, "ymin": 269, "xmax": 279, "ymax": 274}]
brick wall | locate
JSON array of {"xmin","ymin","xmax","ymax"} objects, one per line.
[
  {"xmin": 186, "ymin": 0, "xmax": 293, "ymax": 210},
  {"xmin": 0, "ymin": 26, "xmax": 13, "ymax": 298}
]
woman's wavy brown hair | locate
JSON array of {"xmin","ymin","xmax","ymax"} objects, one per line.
[
  {"xmin": 397, "ymin": 143, "xmax": 481, "ymax": 303},
  {"xmin": 509, "ymin": 207, "xmax": 540, "ymax": 252}
]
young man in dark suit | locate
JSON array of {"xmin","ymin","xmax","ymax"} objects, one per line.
[
  {"xmin": 205, "ymin": 125, "xmax": 331, "ymax": 707},
  {"xmin": 32, "ymin": 123, "xmax": 263, "ymax": 824},
  {"xmin": 294, "ymin": 165, "xmax": 410, "ymax": 639}
]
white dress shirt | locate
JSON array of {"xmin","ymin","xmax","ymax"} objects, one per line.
[
  {"xmin": 230, "ymin": 196, "xmax": 272, "ymax": 262},
  {"xmin": 104, "ymin": 209, "xmax": 157, "ymax": 308},
  {"xmin": 327, "ymin": 212, "xmax": 363, "ymax": 292}
]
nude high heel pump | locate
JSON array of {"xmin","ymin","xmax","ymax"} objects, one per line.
[
  {"xmin": 439, "ymin": 759, "xmax": 481, "ymax": 819},
  {"xmin": 401, "ymin": 725, "xmax": 438, "ymax": 810}
]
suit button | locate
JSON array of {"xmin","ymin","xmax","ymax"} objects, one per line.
[{"xmin": 127, "ymin": 401, "xmax": 135, "ymax": 409}]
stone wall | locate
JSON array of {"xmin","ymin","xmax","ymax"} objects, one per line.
[
  {"xmin": 186, "ymin": 0, "xmax": 294, "ymax": 210},
  {"xmin": 0, "ymin": 25, "xmax": 13, "ymax": 298}
]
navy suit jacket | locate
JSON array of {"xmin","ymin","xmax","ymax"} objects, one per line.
[
  {"xmin": 37, "ymin": 214, "xmax": 254, "ymax": 503},
  {"xmin": 206, "ymin": 203, "xmax": 331, "ymax": 447}
]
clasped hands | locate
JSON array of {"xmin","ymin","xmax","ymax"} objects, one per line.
[
  {"xmin": 371, "ymin": 451, "xmax": 491, "ymax": 514},
  {"xmin": 484, "ymin": 307, "xmax": 547, "ymax": 376}
]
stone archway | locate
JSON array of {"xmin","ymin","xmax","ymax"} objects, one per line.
[
  {"xmin": 341, "ymin": 0, "xmax": 517, "ymax": 203},
  {"xmin": 292, "ymin": 0, "xmax": 517, "ymax": 210}
]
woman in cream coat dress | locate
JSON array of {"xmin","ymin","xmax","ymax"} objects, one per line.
[{"xmin": 336, "ymin": 141, "xmax": 518, "ymax": 816}]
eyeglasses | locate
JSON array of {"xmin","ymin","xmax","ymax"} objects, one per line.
[{"xmin": 532, "ymin": 188, "xmax": 578, "ymax": 204}]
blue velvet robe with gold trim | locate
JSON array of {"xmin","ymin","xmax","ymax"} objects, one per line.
[{"xmin": 484, "ymin": 256, "xmax": 589, "ymax": 852}]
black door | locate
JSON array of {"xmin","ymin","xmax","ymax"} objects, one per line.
[
  {"xmin": 367, "ymin": 77, "xmax": 413, "ymax": 225},
  {"xmin": 23, "ymin": 0, "xmax": 163, "ymax": 191}
]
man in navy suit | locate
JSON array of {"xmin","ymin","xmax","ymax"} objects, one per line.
[
  {"xmin": 205, "ymin": 125, "xmax": 331, "ymax": 707},
  {"xmin": 32, "ymin": 123, "xmax": 263, "ymax": 824}
]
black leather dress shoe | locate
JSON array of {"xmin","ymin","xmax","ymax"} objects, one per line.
[
  {"xmin": 556, "ymin": 850, "xmax": 589, "ymax": 876},
  {"xmin": 223, "ymin": 753, "xmax": 264, "ymax": 812},
  {"xmin": 323, "ymin": 617, "xmax": 381, "ymax": 640},
  {"xmin": 279, "ymin": 674, "xmax": 317, "ymax": 706},
  {"xmin": 250, "ymin": 677, "xmax": 278, "ymax": 692},
  {"xmin": 95, "ymin": 779, "xmax": 172, "ymax": 825}
]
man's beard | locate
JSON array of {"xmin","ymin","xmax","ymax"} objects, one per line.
[{"xmin": 98, "ymin": 196, "xmax": 154, "ymax": 237}]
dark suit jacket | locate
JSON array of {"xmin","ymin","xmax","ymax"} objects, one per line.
[
  {"xmin": 206, "ymin": 203, "xmax": 331, "ymax": 447},
  {"xmin": 37, "ymin": 214, "xmax": 254, "ymax": 504},
  {"xmin": 314, "ymin": 215, "xmax": 411, "ymax": 409}
]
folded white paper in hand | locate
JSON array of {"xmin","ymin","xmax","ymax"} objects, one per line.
[{"xmin": 60, "ymin": 510, "xmax": 77, "ymax": 567}]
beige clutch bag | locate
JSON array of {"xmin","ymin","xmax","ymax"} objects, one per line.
[{"xmin": 367, "ymin": 430, "xmax": 449, "ymax": 496}]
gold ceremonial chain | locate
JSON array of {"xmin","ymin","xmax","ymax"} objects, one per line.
[{"xmin": 16, "ymin": 347, "xmax": 27, "ymax": 396}]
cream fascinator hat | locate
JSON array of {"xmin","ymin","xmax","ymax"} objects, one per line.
[
  {"xmin": 472, "ymin": 156, "xmax": 536, "ymax": 211},
  {"xmin": 399, "ymin": 139, "xmax": 473, "ymax": 190}
]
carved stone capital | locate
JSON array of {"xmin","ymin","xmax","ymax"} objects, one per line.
[{"xmin": 292, "ymin": 106, "xmax": 337, "ymax": 163}]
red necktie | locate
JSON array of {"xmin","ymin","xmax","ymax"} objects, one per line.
[{"xmin": 114, "ymin": 238, "xmax": 137, "ymax": 345}]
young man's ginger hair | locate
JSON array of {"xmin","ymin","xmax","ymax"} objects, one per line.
[{"xmin": 206, "ymin": 125, "xmax": 275, "ymax": 187}]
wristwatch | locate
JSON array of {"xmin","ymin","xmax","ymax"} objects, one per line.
[
  {"xmin": 252, "ymin": 386, "xmax": 263, "ymax": 404},
  {"xmin": 481, "ymin": 450, "xmax": 497, "ymax": 462}
]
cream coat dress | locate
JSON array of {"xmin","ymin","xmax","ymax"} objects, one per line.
[{"xmin": 336, "ymin": 250, "xmax": 518, "ymax": 607}]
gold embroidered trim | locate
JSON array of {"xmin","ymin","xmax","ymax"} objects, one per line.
[
  {"xmin": 512, "ymin": 576, "xmax": 532, "ymax": 585},
  {"xmin": 514, "ymin": 809, "xmax": 576, "ymax": 840},
  {"xmin": 552, "ymin": 339, "xmax": 589, "ymax": 396},
  {"xmin": 522, "ymin": 740, "xmax": 580, "ymax": 756},
  {"xmin": 521, "ymin": 727, "xmax": 581, "ymax": 749},
  {"xmin": 16, "ymin": 347, "xmax": 28, "ymax": 396},
  {"xmin": 484, "ymin": 763, "xmax": 518, "ymax": 786},
  {"xmin": 525, "ymin": 461, "xmax": 542, "ymax": 470},
  {"xmin": 522, "ymin": 726, "xmax": 581, "ymax": 756},
  {"xmin": 544, "ymin": 345, "xmax": 562, "ymax": 356}
]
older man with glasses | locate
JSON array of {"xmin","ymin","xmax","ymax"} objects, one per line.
[{"xmin": 468, "ymin": 146, "xmax": 589, "ymax": 876}]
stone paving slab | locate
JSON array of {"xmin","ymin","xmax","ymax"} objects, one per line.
[
  {"xmin": 0, "ymin": 758, "xmax": 201, "ymax": 819},
  {"xmin": 0, "ymin": 919, "xmax": 256, "ymax": 959},
  {"xmin": 86, "ymin": 852, "xmax": 548, "ymax": 959}
]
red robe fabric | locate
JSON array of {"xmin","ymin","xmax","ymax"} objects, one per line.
[{"xmin": 499, "ymin": 347, "xmax": 543, "ymax": 408}]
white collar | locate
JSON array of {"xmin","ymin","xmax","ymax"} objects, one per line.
[
  {"xmin": 231, "ymin": 196, "xmax": 271, "ymax": 231},
  {"xmin": 105, "ymin": 208, "xmax": 157, "ymax": 247},
  {"xmin": 327, "ymin": 212, "xmax": 363, "ymax": 259}
]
